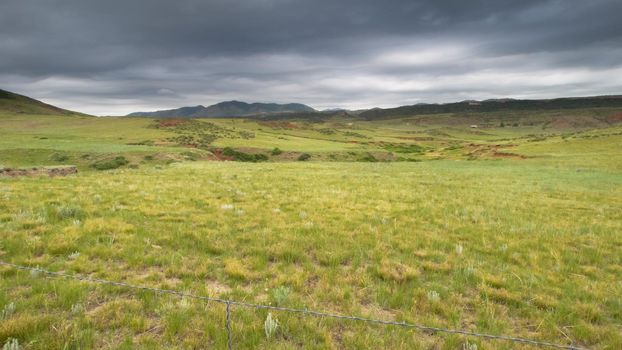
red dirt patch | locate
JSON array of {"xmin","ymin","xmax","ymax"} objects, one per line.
[
  {"xmin": 550, "ymin": 118, "xmax": 574, "ymax": 129},
  {"xmin": 492, "ymin": 151, "xmax": 527, "ymax": 159},
  {"xmin": 606, "ymin": 112, "xmax": 622, "ymax": 124},
  {"xmin": 258, "ymin": 121, "xmax": 299, "ymax": 129},
  {"xmin": 210, "ymin": 149, "xmax": 234, "ymax": 161},
  {"xmin": 465, "ymin": 144, "xmax": 527, "ymax": 160},
  {"xmin": 398, "ymin": 136, "xmax": 434, "ymax": 141},
  {"xmin": 156, "ymin": 119, "xmax": 189, "ymax": 128}
]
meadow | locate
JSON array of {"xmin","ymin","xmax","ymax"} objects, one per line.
[{"xmin": 1, "ymin": 110, "xmax": 622, "ymax": 349}]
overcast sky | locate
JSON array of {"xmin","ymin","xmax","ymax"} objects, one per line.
[{"xmin": 1, "ymin": 0, "xmax": 621, "ymax": 115}]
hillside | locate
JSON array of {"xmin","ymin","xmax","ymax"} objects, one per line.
[
  {"xmin": 128, "ymin": 100, "xmax": 315, "ymax": 117},
  {"xmin": 127, "ymin": 95, "xmax": 622, "ymax": 122},
  {"xmin": 0, "ymin": 89, "xmax": 84, "ymax": 116},
  {"xmin": 359, "ymin": 95, "xmax": 622, "ymax": 119}
]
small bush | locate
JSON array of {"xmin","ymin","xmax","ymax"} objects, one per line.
[
  {"xmin": 297, "ymin": 153, "xmax": 311, "ymax": 161},
  {"xmin": 358, "ymin": 153, "xmax": 378, "ymax": 162},
  {"xmin": 255, "ymin": 154, "xmax": 269, "ymax": 161},
  {"xmin": 181, "ymin": 151, "xmax": 201, "ymax": 161},
  {"xmin": 126, "ymin": 140, "xmax": 153, "ymax": 146},
  {"xmin": 56, "ymin": 205, "xmax": 85, "ymax": 220},
  {"xmin": 444, "ymin": 144, "xmax": 462, "ymax": 151},
  {"xmin": 264, "ymin": 313, "xmax": 279, "ymax": 339},
  {"xmin": 2, "ymin": 338, "xmax": 19, "ymax": 350},
  {"xmin": 1, "ymin": 302, "xmax": 16, "ymax": 320},
  {"xmin": 272, "ymin": 286, "xmax": 291, "ymax": 306},
  {"xmin": 90, "ymin": 156, "xmax": 129, "ymax": 170},
  {"xmin": 222, "ymin": 147, "xmax": 268, "ymax": 162},
  {"xmin": 384, "ymin": 144, "xmax": 426, "ymax": 154},
  {"xmin": 271, "ymin": 148, "xmax": 283, "ymax": 156},
  {"xmin": 427, "ymin": 290, "xmax": 441, "ymax": 303},
  {"xmin": 50, "ymin": 153, "xmax": 70, "ymax": 162}
]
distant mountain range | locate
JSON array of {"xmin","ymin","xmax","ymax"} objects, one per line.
[
  {"xmin": 1, "ymin": 88, "xmax": 621, "ymax": 120},
  {"xmin": 127, "ymin": 100, "xmax": 315, "ymax": 117},
  {"xmin": 128, "ymin": 95, "xmax": 622, "ymax": 119},
  {"xmin": 0, "ymin": 89, "xmax": 85, "ymax": 116}
]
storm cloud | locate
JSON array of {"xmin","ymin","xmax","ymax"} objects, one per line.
[{"xmin": 1, "ymin": 0, "xmax": 621, "ymax": 115}]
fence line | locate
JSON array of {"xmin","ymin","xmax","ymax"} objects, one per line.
[{"xmin": 0, "ymin": 261, "xmax": 586, "ymax": 350}]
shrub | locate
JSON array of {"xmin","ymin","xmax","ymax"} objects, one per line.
[
  {"xmin": 2, "ymin": 338, "xmax": 19, "ymax": 350},
  {"xmin": 255, "ymin": 153, "xmax": 269, "ymax": 161},
  {"xmin": 297, "ymin": 153, "xmax": 311, "ymax": 161},
  {"xmin": 427, "ymin": 290, "xmax": 441, "ymax": 303},
  {"xmin": 271, "ymin": 286, "xmax": 291, "ymax": 306},
  {"xmin": 317, "ymin": 128, "xmax": 336, "ymax": 135},
  {"xmin": 222, "ymin": 147, "xmax": 268, "ymax": 162},
  {"xmin": 181, "ymin": 151, "xmax": 202, "ymax": 160},
  {"xmin": 50, "ymin": 153, "xmax": 69, "ymax": 162},
  {"xmin": 264, "ymin": 313, "xmax": 279, "ymax": 339},
  {"xmin": 384, "ymin": 143, "xmax": 425, "ymax": 154},
  {"xmin": 271, "ymin": 148, "xmax": 283, "ymax": 156},
  {"xmin": 126, "ymin": 140, "xmax": 153, "ymax": 146},
  {"xmin": 1, "ymin": 302, "xmax": 15, "ymax": 320},
  {"xmin": 90, "ymin": 156, "xmax": 129, "ymax": 170},
  {"xmin": 358, "ymin": 153, "xmax": 378, "ymax": 162},
  {"xmin": 55, "ymin": 205, "xmax": 85, "ymax": 220}
]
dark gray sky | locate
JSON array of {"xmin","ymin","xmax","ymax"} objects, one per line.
[{"xmin": 1, "ymin": 0, "xmax": 621, "ymax": 115}]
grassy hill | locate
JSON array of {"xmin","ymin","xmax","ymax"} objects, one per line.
[
  {"xmin": 1, "ymin": 97, "xmax": 621, "ymax": 349},
  {"xmin": 3, "ymin": 103, "xmax": 621, "ymax": 170},
  {"xmin": 0, "ymin": 89, "xmax": 85, "ymax": 116},
  {"xmin": 359, "ymin": 95, "xmax": 622, "ymax": 119}
]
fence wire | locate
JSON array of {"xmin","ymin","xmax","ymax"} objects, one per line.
[{"xmin": 0, "ymin": 261, "xmax": 587, "ymax": 350}]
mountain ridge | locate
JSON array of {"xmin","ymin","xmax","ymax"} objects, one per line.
[
  {"xmin": 358, "ymin": 95, "xmax": 622, "ymax": 120},
  {"xmin": 128, "ymin": 94, "xmax": 622, "ymax": 119},
  {"xmin": 128, "ymin": 100, "xmax": 316, "ymax": 118}
]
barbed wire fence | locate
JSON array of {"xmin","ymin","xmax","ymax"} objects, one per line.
[{"xmin": 0, "ymin": 261, "xmax": 587, "ymax": 350}]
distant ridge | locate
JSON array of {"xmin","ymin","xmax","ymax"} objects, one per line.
[
  {"xmin": 359, "ymin": 95, "xmax": 622, "ymax": 119},
  {"xmin": 128, "ymin": 100, "xmax": 315, "ymax": 118},
  {"xmin": 127, "ymin": 94, "xmax": 622, "ymax": 120},
  {"xmin": 0, "ymin": 89, "xmax": 86, "ymax": 116}
]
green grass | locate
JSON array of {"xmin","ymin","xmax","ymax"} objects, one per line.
[
  {"xmin": 1, "ymin": 109, "xmax": 622, "ymax": 349},
  {"xmin": 1, "ymin": 160, "xmax": 621, "ymax": 349}
]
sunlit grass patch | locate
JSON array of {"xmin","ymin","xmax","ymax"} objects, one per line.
[{"xmin": 0, "ymin": 159, "xmax": 621, "ymax": 348}]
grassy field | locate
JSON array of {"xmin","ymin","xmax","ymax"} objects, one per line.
[
  {"xmin": 1, "ymin": 110, "xmax": 622, "ymax": 349},
  {"xmin": 1, "ymin": 108, "xmax": 621, "ymax": 168}
]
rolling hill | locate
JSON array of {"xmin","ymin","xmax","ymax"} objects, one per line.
[
  {"xmin": 127, "ymin": 95, "xmax": 622, "ymax": 122},
  {"xmin": 0, "ymin": 88, "xmax": 85, "ymax": 116},
  {"xmin": 359, "ymin": 95, "xmax": 622, "ymax": 119},
  {"xmin": 127, "ymin": 100, "xmax": 315, "ymax": 117}
]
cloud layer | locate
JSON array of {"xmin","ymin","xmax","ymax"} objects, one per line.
[{"xmin": 1, "ymin": 0, "xmax": 621, "ymax": 115}]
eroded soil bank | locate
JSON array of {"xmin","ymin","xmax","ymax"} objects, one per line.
[{"xmin": 0, "ymin": 166, "xmax": 77, "ymax": 177}]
